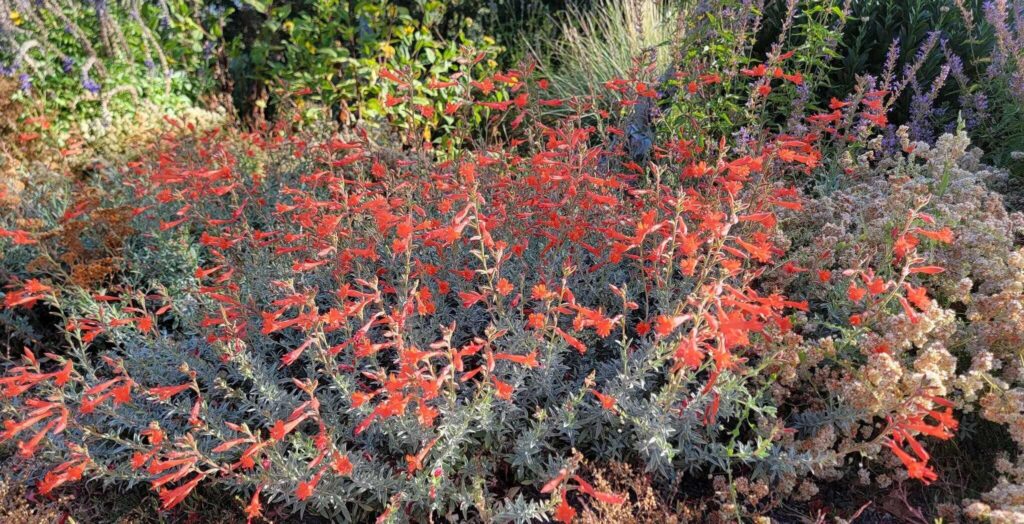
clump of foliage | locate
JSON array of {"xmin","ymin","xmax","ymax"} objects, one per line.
[
  {"xmin": 0, "ymin": 0, "xmax": 230, "ymax": 146},
  {"xmin": 0, "ymin": 0, "xmax": 511, "ymax": 155},
  {"xmin": 224, "ymin": 0, "xmax": 509, "ymax": 153},
  {"xmin": 780, "ymin": 129, "xmax": 1024, "ymax": 520},
  {"xmin": 757, "ymin": 0, "xmax": 1024, "ymax": 176}
]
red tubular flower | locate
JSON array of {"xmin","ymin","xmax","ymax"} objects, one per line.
[
  {"xmin": 3, "ymin": 279, "xmax": 52, "ymax": 308},
  {"xmin": 332, "ymin": 452, "xmax": 353, "ymax": 476},
  {"xmin": 898, "ymin": 296, "xmax": 919, "ymax": 324},
  {"xmin": 573, "ymin": 475, "xmax": 627, "ymax": 504},
  {"xmin": 295, "ymin": 471, "xmax": 323, "ymax": 501},
  {"xmin": 37, "ymin": 457, "xmax": 89, "ymax": 495},
  {"xmin": 553, "ymin": 327, "xmax": 587, "ymax": 354},
  {"xmin": 270, "ymin": 410, "xmax": 314, "ymax": 441},
  {"xmin": 914, "ymin": 227, "xmax": 954, "ymax": 243},
  {"xmin": 847, "ymin": 283, "xmax": 866, "ymax": 302},
  {"xmin": 148, "ymin": 382, "xmax": 192, "ymax": 401},
  {"xmin": 244, "ymin": 485, "xmax": 263, "ymax": 521},
  {"xmin": 553, "ymin": 489, "xmax": 577, "ymax": 523},
  {"xmin": 887, "ymin": 440, "xmax": 938, "ymax": 484},
  {"xmin": 492, "ymin": 376, "xmax": 514, "ymax": 400},
  {"xmin": 159, "ymin": 474, "xmax": 206, "ymax": 509},
  {"xmin": 589, "ymin": 389, "xmax": 617, "ymax": 411},
  {"xmin": 909, "ymin": 265, "xmax": 945, "ymax": 275}
]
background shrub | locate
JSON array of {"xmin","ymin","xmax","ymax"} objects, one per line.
[{"xmin": 0, "ymin": 0, "xmax": 229, "ymax": 146}]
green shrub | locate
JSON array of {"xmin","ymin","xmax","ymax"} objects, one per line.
[
  {"xmin": 0, "ymin": 0, "xmax": 229, "ymax": 146},
  {"xmin": 227, "ymin": 0, "xmax": 506, "ymax": 153},
  {"xmin": 757, "ymin": 0, "xmax": 1024, "ymax": 176}
]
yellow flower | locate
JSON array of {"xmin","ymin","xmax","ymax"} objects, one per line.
[
  {"xmin": 482, "ymin": 36, "xmax": 495, "ymax": 46},
  {"xmin": 283, "ymin": 20, "xmax": 294, "ymax": 33},
  {"xmin": 380, "ymin": 42, "xmax": 395, "ymax": 59},
  {"xmin": 403, "ymin": 25, "xmax": 414, "ymax": 36},
  {"xmin": 487, "ymin": 59, "xmax": 497, "ymax": 69},
  {"xmin": 305, "ymin": 41, "xmax": 316, "ymax": 54},
  {"xmin": 9, "ymin": 10, "xmax": 22, "ymax": 26}
]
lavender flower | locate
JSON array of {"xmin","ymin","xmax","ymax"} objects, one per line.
[
  {"xmin": 1011, "ymin": 71, "xmax": 1024, "ymax": 99},
  {"xmin": 733, "ymin": 126, "xmax": 754, "ymax": 147},
  {"xmin": 960, "ymin": 91, "xmax": 990, "ymax": 130},
  {"xmin": 880, "ymin": 125, "xmax": 901, "ymax": 156},
  {"xmin": 81, "ymin": 76, "xmax": 99, "ymax": 94},
  {"xmin": 907, "ymin": 64, "xmax": 951, "ymax": 143},
  {"xmin": 787, "ymin": 82, "xmax": 812, "ymax": 133},
  {"xmin": 18, "ymin": 73, "xmax": 31, "ymax": 92},
  {"xmin": 942, "ymin": 43, "xmax": 966, "ymax": 86},
  {"xmin": 882, "ymin": 38, "xmax": 901, "ymax": 90},
  {"xmin": 913, "ymin": 31, "xmax": 940, "ymax": 64},
  {"xmin": 983, "ymin": 0, "xmax": 1024, "ymax": 100}
]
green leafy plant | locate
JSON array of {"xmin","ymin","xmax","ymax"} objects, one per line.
[
  {"xmin": 228, "ymin": 0, "xmax": 505, "ymax": 154},
  {"xmin": 0, "ymin": 0, "xmax": 229, "ymax": 148}
]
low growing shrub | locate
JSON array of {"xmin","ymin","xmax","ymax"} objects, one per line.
[
  {"xmin": 0, "ymin": 60, "xmax": 989, "ymax": 521},
  {"xmin": 781, "ymin": 130, "xmax": 1024, "ymax": 521}
]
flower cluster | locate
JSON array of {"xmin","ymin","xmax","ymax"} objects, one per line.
[{"xmin": 778, "ymin": 130, "xmax": 1024, "ymax": 520}]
